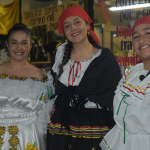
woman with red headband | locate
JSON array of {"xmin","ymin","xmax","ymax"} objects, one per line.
[
  {"xmin": 100, "ymin": 15, "xmax": 150, "ymax": 150},
  {"xmin": 47, "ymin": 5, "xmax": 121, "ymax": 150}
]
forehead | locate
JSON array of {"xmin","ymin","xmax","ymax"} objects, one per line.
[
  {"xmin": 133, "ymin": 23, "xmax": 150, "ymax": 33},
  {"xmin": 9, "ymin": 31, "xmax": 30, "ymax": 40},
  {"xmin": 63, "ymin": 16, "xmax": 83, "ymax": 24}
]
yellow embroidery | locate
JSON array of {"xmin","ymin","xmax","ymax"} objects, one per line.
[
  {"xmin": 0, "ymin": 137, "xmax": 4, "ymax": 147},
  {"xmin": 8, "ymin": 126, "xmax": 19, "ymax": 135},
  {"xmin": 8, "ymin": 126, "xmax": 19, "ymax": 149},
  {"xmin": 24, "ymin": 143, "xmax": 38, "ymax": 150},
  {"xmin": 0, "ymin": 73, "xmax": 8, "ymax": 78},
  {"xmin": 9, "ymin": 136, "xmax": 19, "ymax": 147},
  {"xmin": 0, "ymin": 126, "xmax": 6, "ymax": 147},
  {"xmin": 56, "ymin": 42, "xmax": 62, "ymax": 49},
  {"xmin": 0, "ymin": 73, "xmax": 47, "ymax": 82},
  {"xmin": 42, "ymin": 95, "xmax": 47, "ymax": 100},
  {"xmin": 0, "ymin": 126, "xmax": 6, "ymax": 136},
  {"xmin": 126, "ymin": 70, "xmax": 129, "ymax": 77},
  {"xmin": 125, "ymin": 82, "xmax": 146, "ymax": 91},
  {"xmin": 137, "ymin": 86, "xmax": 146, "ymax": 91}
]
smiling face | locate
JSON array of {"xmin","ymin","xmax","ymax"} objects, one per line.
[
  {"xmin": 6, "ymin": 31, "xmax": 31, "ymax": 61},
  {"xmin": 63, "ymin": 16, "xmax": 89, "ymax": 44},
  {"xmin": 132, "ymin": 23, "xmax": 150, "ymax": 62}
]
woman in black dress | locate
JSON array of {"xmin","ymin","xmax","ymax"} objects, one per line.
[{"xmin": 47, "ymin": 5, "xmax": 121, "ymax": 150}]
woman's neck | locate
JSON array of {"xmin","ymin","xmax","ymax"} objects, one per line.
[
  {"xmin": 72, "ymin": 40, "xmax": 93, "ymax": 55},
  {"xmin": 143, "ymin": 59, "xmax": 150, "ymax": 70},
  {"xmin": 7, "ymin": 58, "xmax": 28, "ymax": 70}
]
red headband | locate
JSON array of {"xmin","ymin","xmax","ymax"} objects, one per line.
[
  {"xmin": 58, "ymin": 5, "xmax": 100, "ymax": 45},
  {"xmin": 132, "ymin": 15, "xmax": 150, "ymax": 33}
]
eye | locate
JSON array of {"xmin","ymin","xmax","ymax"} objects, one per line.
[
  {"xmin": 64, "ymin": 24, "xmax": 70, "ymax": 28},
  {"xmin": 12, "ymin": 42, "xmax": 16, "ymax": 44},
  {"xmin": 146, "ymin": 32, "xmax": 150, "ymax": 35},
  {"xmin": 22, "ymin": 43, "xmax": 27, "ymax": 45},
  {"xmin": 133, "ymin": 35, "xmax": 139, "ymax": 39},
  {"xmin": 75, "ymin": 21, "xmax": 80, "ymax": 24}
]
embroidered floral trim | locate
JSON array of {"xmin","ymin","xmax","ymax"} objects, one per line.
[
  {"xmin": 9, "ymin": 136, "xmax": 19, "ymax": 147},
  {"xmin": 24, "ymin": 142, "xmax": 38, "ymax": 150},
  {"xmin": 8, "ymin": 126, "xmax": 19, "ymax": 135},
  {"xmin": 8, "ymin": 126, "xmax": 19, "ymax": 149},
  {"xmin": 0, "ymin": 126, "xmax": 6, "ymax": 136},
  {"xmin": 0, "ymin": 73, "xmax": 48, "ymax": 82},
  {"xmin": 0, "ymin": 137, "xmax": 4, "ymax": 147},
  {"xmin": 0, "ymin": 126, "xmax": 6, "ymax": 147},
  {"xmin": 0, "ymin": 73, "xmax": 8, "ymax": 78},
  {"xmin": 39, "ymin": 93, "xmax": 47, "ymax": 101}
]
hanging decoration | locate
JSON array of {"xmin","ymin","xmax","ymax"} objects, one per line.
[{"xmin": 98, "ymin": 0, "xmax": 111, "ymax": 27}]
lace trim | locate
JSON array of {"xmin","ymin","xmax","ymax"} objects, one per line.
[
  {"xmin": 0, "ymin": 114, "xmax": 37, "ymax": 126},
  {"xmin": 0, "ymin": 73, "xmax": 48, "ymax": 82}
]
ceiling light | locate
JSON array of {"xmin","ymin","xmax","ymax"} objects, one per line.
[{"xmin": 109, "ymin": 3, "xmax": 150, "ymax": 11}]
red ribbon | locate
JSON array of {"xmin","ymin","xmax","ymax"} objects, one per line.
[{"xmin": 68, "ymin": 61, "xmax": 81, "ymax": 86}]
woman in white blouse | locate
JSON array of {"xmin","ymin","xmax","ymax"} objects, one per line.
[
  {"xmin": 100, "ymin": 15, "xmax": 150, "ymax": 150},
  {"xmin": 0, "ymin": 23, "xmax": 54, "ymax": 150},
  {"xmin": 47, "ymin": 5, "xmax": 121, "ymax": 150}
]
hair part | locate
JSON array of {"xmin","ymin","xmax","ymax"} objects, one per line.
[
  {"xmin": 7, "ymin": 23, "xmax": 32, "ymax": 44},
  {"xmin": 54, "ymin": 34, "xmax": 101, "ymax": 87}
]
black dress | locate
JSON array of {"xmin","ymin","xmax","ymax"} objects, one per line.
[{"xmin": 47, "ymin": 44, "xmax": 122, "ymax": 150}]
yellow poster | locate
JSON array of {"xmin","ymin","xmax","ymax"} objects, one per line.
[{"xmin": 0, "ymin": 0, "xmax": 19, "ymax": 35}]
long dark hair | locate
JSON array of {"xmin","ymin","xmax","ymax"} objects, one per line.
[{"xmin": 54, "ymin": 34, "xmax": 101, "ymax": 87}]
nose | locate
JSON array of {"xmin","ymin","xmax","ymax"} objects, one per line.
[
  {"xmin": 71, "ymin": 24, "xmax": 76, "ymax": 31},
  {"xmin": 17, "ymin": 43, "xmax": 22, "ymax": 50},
  {"xmin": 139, "ymin": 35, "xmax": 146, "ymax": 44}
]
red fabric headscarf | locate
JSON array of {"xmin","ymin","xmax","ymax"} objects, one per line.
[
  {"xmin": 132, "ymin": 15, "xmax": 150, "ymax": 33},
  {"xmin": 58, "ymin": 5, "xmax": 100, "ymax": 45}
]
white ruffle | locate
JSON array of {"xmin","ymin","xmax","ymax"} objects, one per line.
[
  {"xmin": 100, "ymin": 63, "xmax": 150, "ymax": 150},
  {"xmin": 100, "ymin": 125, "xmax": 150, "ymax": 150},
  {"xmin": 0, "ymin": 72, "xmax": 54, "ymax": 132},
  {"xmin": 114, "ymin": 63, "xmax": 150, "ymax": 109}
]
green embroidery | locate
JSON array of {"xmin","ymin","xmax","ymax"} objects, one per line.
[
  {"xmin": 103, "ymin": 138, "xmax": 112, "ymax": 150},
  {"xmin": 132, "ymin": 93, "xmax": 143, "ymax": 100},
  {"xmin": 46, "ymin": 86, "xmax": 53, "ymax": 97},
  {"xmin": 123, "ymin": 103, "xmax": 128, "ymax": 144},
  {"xmin": 39, "ymin": 93, "xmax": 43, "ymax": 101},
  {"xmin": 116, "ymin": 90, "xmax": 130, "ymax": 115}
]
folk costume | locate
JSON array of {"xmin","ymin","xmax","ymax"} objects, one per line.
[
  {"xmin": 100, "ymin": 16, "xmax": 150, "ymax": 150},
  {"xmin": 47, "ymin": 5, "xmax": 121, "ymax": 150},
  {"xmin": 0, "ymin": 73, "xmax": 54, "ymax": 150}
]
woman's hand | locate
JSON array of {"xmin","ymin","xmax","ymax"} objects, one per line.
[{"xmin": 49, "ymin": 107, "xmax": 55, "ymax": 117}]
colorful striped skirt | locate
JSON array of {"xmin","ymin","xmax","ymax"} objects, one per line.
[{"xmin": 47, "ymin": 107, "xmax": 113, "ymax": 150}]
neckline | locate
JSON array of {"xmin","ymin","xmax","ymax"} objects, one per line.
[
  {"xmin": 70, "ymin": 49, "xmax": 100, "ymax": 63},
  {"xmin": 0, "ymin": 73, "xmax": 48, "ymax": 82}
]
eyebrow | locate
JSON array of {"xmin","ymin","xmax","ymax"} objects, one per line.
[
  {"xmin": 63, "ymin": 18, "xmax": 80, "ymax": 25},
  {"xmin": 132, "ymin": 27, "xmax": 150, "ymax": 36},
  {"xmin": 10, "ymin": 39, "xmax": 27, "ymax": 42}
]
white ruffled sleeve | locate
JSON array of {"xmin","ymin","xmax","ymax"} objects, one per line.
[{"xmin": 37, "ymin": 71, "xmax": 56, "ymax": 134}]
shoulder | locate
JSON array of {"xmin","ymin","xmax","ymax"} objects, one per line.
[
  {"xmin": 0, "ymin": 62, "xmax": 9, "ymax": 73},
  {"xmin": 28, "ymin": 64, "xmax": 45, "ymax": 79}
]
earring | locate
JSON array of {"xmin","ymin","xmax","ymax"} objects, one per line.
[
  {"xmin": 66, "ymin": 39, "xmax": 68, "ymax": 43},
  {"xmin": 88, "ymin": 31, "xmax": 90, "ymax": 35}
]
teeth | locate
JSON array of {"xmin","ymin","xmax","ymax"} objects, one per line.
[
  {"xmin": 141, "ymin": 46, "xmax": 149, "ymax": 49},
  {"xmin": 72, "ymin": 32, "xmax": 79, "ymax": 36},
  {"xmin": 15, "ymin": 53, "xmax": 23, "ymax": 55}
]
